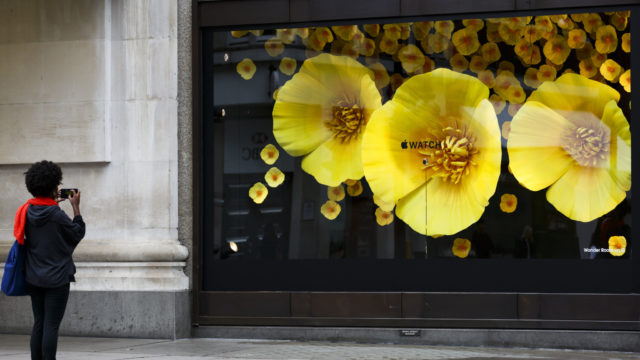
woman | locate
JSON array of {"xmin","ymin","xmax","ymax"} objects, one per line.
[{"xmin": 15, "ymin": 160, "xmax": 85, "ymax": 360}]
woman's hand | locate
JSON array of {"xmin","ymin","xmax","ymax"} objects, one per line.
[{"xmin": 69, "ymin": 190, "xmax": 81, "ymax": 217}]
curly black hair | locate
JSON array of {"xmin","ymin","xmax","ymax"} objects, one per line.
[{"xmin": 24, "ymin": 160, "xmax": 63, "ymax": 198}]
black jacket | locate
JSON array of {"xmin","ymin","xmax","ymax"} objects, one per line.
[{"xmin": 24, "ymin": 205, "xmax": 85, "ymax": 288}]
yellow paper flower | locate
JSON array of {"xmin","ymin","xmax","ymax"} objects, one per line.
[
  {"xmin": 415, "ymin": 56, "xmax": 435, "ymax": 75},
  {"xmin": 521, "ymin": 25, "xmax": 542, "ymax": 43},
  {"xmin": 320, "ymin": 200, "xmax": 341, "ymax": 220},
  {"xmin": 600, "ymin": 59, "xmax": 622, "ymax": 82},
  {"xmin": 294, "ymin": 28, "xmax": 309, "ymax": 39},
  {"xmin": 486, "ymin": 22, "xmax": 501, "ymax": 43},
  {"xmin": 450, "ymin": 54, "xmax": 469, "ymax": 72},
  {"xmin": 570, "ymin": 13, "xmax": 585, "ymax": 22},
  {"xmin": 279, "ymin": 57, "xmax": 297, "ymax": 76},
  {"xmin": 398, "ymin": 44, "xmax": 425, "ymax": 74},
  {"xmin": 567, "ymin": 29, "xmax": 587, "ymax": 49},
  {"xmin": 373, "ymin": 194, "xmax": 395, "ymax": 212},
  {"xmin": 277, "ymin": 28, "xmax": 295, "ymax": 44},
  {"xmin": 591, "ymin": 52, "xmax": 607, "ymax": 67},
  {"xmin": 362, "ymin": 69, "xmax": 501, "ymax": 235},
  {"xmin": 273, "ymin": 54, "xmax": 382, "ymax": 186},
  {"xmin": 435, "ymin": 20, "xmax": 454, "ymax": 36},
  {"xmin": 543, "ymin": 35, "xmax": 570, "ymax": 65},
  {"xmin": 265, "ymin": 37, "xmax": 285, "ymax": 57},
  {"xmin": 265, "ymin": 167, "xmax": 285, "ymax": 188},
  {"xmin": 341, "ymin": 43, "xmax": 359, "ymax": 59},
  {"xmin": 379, "ymin": 35, "xmax": 399, "ymax": 55},
  {"xmin": 315, "ymin": 27, "xmax": 334, "ymax": 43},
  {"xmin": 452, "ymin": 238, "xmax": 471, "ymax": 258},
  {"xmin": 611, "ymin": 12, "xmax": 629, "ymax": 31},
  {"xmin": 550, "ymin": 14, "xmax": 568, "ymax": 24},
  {"xmin": 490, "ymin": 94, "xmax": 506, "ymax": 114},
  {"xmin": 608, "ymin": 236, "xmax": 627, "ymax": 256},
  {"xmin": 364, "ymin": 24, "xmax": 380, "ymax": 37},
  {"xmin": 514, "ymin": 38, "xmax": 535, "ymax": 59},
  {"xmin": 452, "ymin": 27, "xmax": 480, "ymax": 55},
  {"xmin": 507, "ymin": 74, "xmax": 631, "ymax": 222},
  {"xmin": 507, "ymin": 86, "xmax": 526, "ymax": 104},
  {"xmin": 307, "ymin": 32, "xmax": 327, "ymax": 51},
  {"xmin": 595, "ymin": 25, "xmax": 618, "ymax": 54},
  {"xmin": 494, "ymin": 71, "xmax": 519, "ymax": 98},
  {"xmin": 576, "ymin": 42, "xmax": 594, "ymax": 61},
  {"xmin": 368, "ymin": 62, "xmax": 390, "ymax": 90},
  {"xmin": 328, "ymin": 185, "xmax": 345, "ymax": 201},
  {"xmin": 383, "ymin": 24, "xmax": 402, "ymax": 40},
  {"xmin": 557, "ymin": 17, "xmax": 575, "ymax": 30},
  {"xmin": 621, "ymin": 33, "xmax": 630, "ymax": 53},
  {"xmin": 619, "ymin": 70, "xmax": 630, "ymax": 93},
  {"xmin": 463, "ymin": 19, "xmax": 484, "ymax": 32},
  {"xmin": 236, "ymin": 58, "xmax": 257, "ymax": 80},
  {"xmin": 352, "ymin": 29, "xmax": 366, "ymax": 47},
  {"xmin": 469, "ymin": 56, "xmax": 487, "ymax": 74},
  {"xmin": 537, "ymin": 64, "xmax": 557, "ymax": 83},
  {"xmin": 540, "ymin": 24, "xmax": 558, "ymax": 41},
  {"xmin": 477, "ymin": 70, "xmax": 495, "ymax": 88},
  {"xmin": 332, "ymin": 25, "xmax": 357, "ymax": 41},
  {"xmin": 346, "ymin": 180, "xmax": 363, "ymax": 196},
  {"xmin": 498, "ymin": 23, "xmax": 521, "ymax": 45},
  {"xmin": 521, "ymin": 45, "xmax": 542, "ymax": 66},
  {"xmin": 260, "ymin": 144, "xmax": 279, "ymax": 165},
  {"xmin": 480, "ymin": 42, "xmax": 501, "ymax": 64},
  {"xmin": 357, "ymin": 38, "xmax": 376, "ymax": 57},
  {"xmin": 375, "ymin": 207, "xmax": 394, "ymax": 226},
  {"xmin": 499, "ymin": 193, "xmax": 518, "ymax": 213},
  {"xmin": 249, "ymin": 182, "xmax": 268, "ymax": 204},
  {"xmin": 501, "ymin": 121, "xmax": 511, "ymax": 140},
  {"xmin": 422, "ymin": 33, "xmax": 450, "ymax": 54},
  {"xmin": 413, "ymin": 21, "xmax": 433, "ymax": 40},
  {"xmin": 524, "ymin": 67, "xmax": 542, "ymax": 88},
  {"xmin": 583, "ymin": 13, "xmax": 603, "ymax": 34},
  {"xmin": 579, "ymin": 59, "xmax": 598, "ymax": 78}
]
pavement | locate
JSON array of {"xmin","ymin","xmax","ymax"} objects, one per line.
[{"xmin": 0, "ymin": 334, "xmax": 638, "ymax": 360}]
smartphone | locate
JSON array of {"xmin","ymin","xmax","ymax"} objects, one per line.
[{"xmin": 59, "ymin": 188, "xmax": 78, "ymax": 199}]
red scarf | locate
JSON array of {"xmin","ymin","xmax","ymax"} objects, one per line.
[{"xmin": 14, "ymin": 197, "xmax": 58, "ymax": 245}]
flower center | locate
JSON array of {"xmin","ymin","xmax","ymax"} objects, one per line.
[
  {"xmin": 420, "ymin": 126, "xmax": 478, "ymax": 184},
  {"xmin": 562, "ymin": 121, "xmax": 610, "ymax": 167},
  {"xmin": 327, "ymin": 97, "xmax": 365, "ymax": 143}
]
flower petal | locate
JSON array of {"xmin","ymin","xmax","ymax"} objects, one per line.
[
  {"xmin": 301, "ymin": 136, "xmax": 364, "ymax": 187},
  {"xmin": 601, "ymin": 100, "xmax": 631, "ymax": 192}
]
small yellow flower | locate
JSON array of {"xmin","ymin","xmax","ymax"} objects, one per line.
[
  {"xmin": 413, "ymin": 21, "xmax": 433, "ymax": 40},
  {"xmin": 331, "ymin": 25, "xmax": 357, "ymax": 41},
  {"xmin": 498, "ymin": 23, "xmax": 520, "ymax": 45},
  {"xmin": 480, "ymin": 42, "xmax": 501, "ymax": 63},
  {"xmin": 294, "ymin": 28, "xmax": 309, "ymax": 39},
  {"xmin": 537, "ymin": 64, "xmax": 557, "ymax": 83},
  {"xmin": 507, "ymin": 102, "xmax": 523, "ymax": 117},
  {"xmin": 383, "ymin": 24, "xmax": 402, "ymax": 40},
  {"xmin": 435, "ymin": 20, "xmax": 454, "ymax": 36},
  {"xmin": 486, "ymin": 22, "xmax": 501, "ymax": 42},
  {"xmin": 505, "ymin": 17, "xmax": 531, "ymax": 30},
  {"xmin": 260, "ymin": 144, "xmax": 279, "ymax": 165},
  {"xmin": 398, "ymin": 44, "xmax": 425, "ymax": 74},
  {"xmin": 543, "ymin": 35, "xmax": 570, "ymax": 65},
  {"xmin": 276, "ymin": 28, "xmax": 295, "ymax": 44},
  {"xmin": 265, "ymin": 167, "xmax": 285, "ymax": 188},
  {"xmin": 236, "ymin": 58, "xmax": 257, "ymax": 80},
  {"xmin": 540, "ymin": 24, "xmax": 558, "ymax": 41},
  {"xmin": 249, "ymin": 182, "xmax": 268, "ymax": 204},
  {"xmin": 320, "ymin": 200, "xmax": 341, "ymax": 220},
  {"xmin": 279, "ymin": 57, "xmax": 297, "ymax": 76},
  {"xmin": 595, "ymin": 25, "xmax": 618, "ymax": 54},
  {"xmin": 591, "ymin": 51, "xmax": 608, "ymax": 67},
  {"xmin": 621, "ymin": 33, "xmax": 630, "ymax": 53},
  {"xmin": 498, "ymin": 61, "xmax": 515, "ymax": 74},
  {"xmin": 549, "ymin": 14, "xmax": 567, "ymax": 23},
  {"xmin": 469, "ymin": 56, "xmax": 487, "ymax": 74},
  {"xmin": 477, "ymin": 70, "xmax": 495, "ymax": 88},
  {"xmin": 494, "ymin": 71, "xmax": 519, "ymax": 98},
  {"xmin": 570, "ymin": 13, "xmax": 585, "ymax": 22},
  {"xmin": 579, "ymin": 59, "xmax": 598, "ymax": 78},
  {"xmin": 450, "ymin": 54, "xmax": 468, "ymax": 72},
  {"xmin": 583, "ymin": 13, "xmax": 603, "ymax": 34},
  {"xmin": 379, "ymin": 35, "xmax": 399, "ymax": 55},
  {"xmin": 524, "ymin": 67, "xmax": 542, "ymax": 88},
  {"xmin": 567, "ymin": 29, "xmax": 587, "ymax": 49},
  {"xmin": 422, "ymin": 33, "xmax": 450, "ymax": 54},
  {"xmin": 556, "ymin": 17, "xmax": 575, "ymax": 30},
  {"xmin": 521, "ymin": 45, "xmax": 542, "ymax": 66},
  {"xmin": 610, "ymin": 13, "xmax": 628, "ymax": 31},
  {"xmin": 490, "ymin": 94, "xmax": 506, "ymax": 114},
  {"xmin": 363, "ymin": 24, "xmax": 380, "ymax": 37},
  {"xmin": 452, "ymin": 27, "xmax": 480, "ymax": 55},
  {"xmin": 368, "ymin": 62, "xmax": 390, "ymax": 89},
  {"xmin": 265, "ymin": 37, "xmax": 285, "ymax": 57},
  {"xmin": 414, "ymin": 56, "xmax": 435, "ymax": 75},
  {"xmin": 619, "ymin": 69, "xmax": 630, "ymax": 93},
  {"xmin": 307, "ymin": 32, "xmax": 327, "ymax": 51},
  {"xmin": 500, "ymin": 193, "xmax": 518, "ymax": 213},
  {"xmin": 328, "ymin": 185, "xmax": 345, "ymax": 201},
  {"xmin": 501, "ymin": 121, "xmax": 511, "ymax": 140},
  {"xmin": 521, "ymin": 25, "xmax": 541, "ymax": 43},
  {"xmin": 600, "ymin": 59, "xmax": 622, "ymax": 82},
  {"xmin": 315, "ymin": 27, "xmax": 334, "ymax": 43},
  {"xmin": 375, "ymin": 207, "xmax": 394, "ymax": 226},
  {"xmin": 357, "ymin": 38, "xmax": 376, "ymax": 57},
  {"xmin": 463, "ymin": 19, "xmax": 484, "ymax": 32},
  {"xmin": 231, "ymin": 30, "xmax": 248, "ymax": 38},
  {"xmin": 608, "ymin": 236, "xmax": 627, "ymax": 256},
  {"xmin": 507, "ymin": 85, "xmax": 526, "ymax": 104},
  {"xmin": 352, "ymin": 29, "xmax": 366, "ymax": 46},
  {"xmin": 452, "ymin": 238, "xmax": 471, "ymax": 258},
  {"xmin": 341, "ymin": 43, "xmax": 359, "ymax": 59},
  {"xmin": 514, "ymin": 38, "xmax": 534, "ymax": 59},
  {"xmin": 347, "ymin": 180, "xmax": 363, "ymax": 196},
  {"xmin": 576, "ymin": 42, "xmax": 594, "ymax": 61}
]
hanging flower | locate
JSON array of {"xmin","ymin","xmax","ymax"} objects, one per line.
[
  {"xmin": 362, "ymin": 69, "xmax": 501, "ymax": 235},
  {"xmin": 341, "ymin": 43, "xmax": 359, "ymax": 59},
  {"xmin": 374, "ymin": 194, "xmax": 395, "ymax": 212},
  {"xmin": 236, "ymin": 58, "xmax": 257, "ymax": 80},
  {"xmin": 352, "ymin": 29, "xmax": 366, "ymax": 47},
  {"xmin": 521, "ymin": 45, "xmax": 542, "ymax": 66},
  {"xmin": 398, "ymin": 44, "xmax": 425, "ymax": 74},
  {"xmin": 557, "ymin": 17, "xmax": 575, "ymax": 30},
  {"xmin": 452, "ymin": 27, "xmax": 480, "ymax": 55},
  {"xmin": 507, "ymin": 85, "xmax": 526, "ymax": 104},
  {"xmin": 591, "ymin": 51, "xmax": 608, "ymax": 67},
  {"xmin": 576, "ymin": 42, "xmax": 595, "ymax": 61},
  {"xmin": 320, "ymin": 200, "xmax": 341, "ymax": 220},
  {"xmin": 422, "ymin": 33, "xmax": 450, "ymax": 54},
  {"xmin": 357, "ymin": 38, "xmax": 376, "ymax": 57},
  {"xmin": 272, "ymin": 54, "xmax": 382, "ymax": 187},
  {"xmin": 249, "ymin": 182, "xmax": 268, "ymax": 204},
  {"xmin": 537, "ymin": 64, "xmax": 557, "ymax": 83},
  {"xmin": 486, "ymin": 22, "xmax": 501, "ymax": 42},
  {"xmin": 364, "ymin": 24, "xmax": 380, "ymax": 37},
  {"xmin": 621, "ymin": 33, "xmax": 630, "ymax": 53},
  {"xmin": 610, "ymin": 13, "xmax": 628, "ymax": 31},
  {"xmin": 452, "ymin": 238, "xmax": 471, "ymax": 258},
  {"xmin": 414, "ymin": 56, "xmax": 435, "ymax": 75},
  {"xmin": 450, "ymin": 54, "xmax": 469, "ymax": 72},
  {"xmin": 368, "ymin": 62, "xmax": 390, "ymax": 90},
  {"xmin": 499, "ymin": 193, "xmax": 518, "ymax": 213},
  {"xmin": 498, "ymin": 23, "xmax": 520, "ymax": 45},
  {"xmin": 347, "ymin": 180, "xmax": 363, "ymax": 196},
  {"xmin": 583, "ymin": 13, "xmax": 604, "ymax": 34},
  {"xmin": 567, "ymin": 29, "xmax": 587, "ymax": 49},
  {"xmin": 543, "ymin": 35, "xmax": 570, "ymax": 65},
  {"xmin": 383, "ymin": 24, "xmax": 402, "ymax": 40},
  {"xmin": 507, "ymin": 74, "xmax": 631, "ymax": 222},
  {"xmin": 375, "ymin": 207, "xmax": 394, "ymax": 226},
  {"xmin": 490, "ymin": 94, "xmax": 506, "ymax": 114},
  {"xmin": 260, "ymin": 144, "xmax": 280, "ymax": 165},
  {"xmin": 469, "ymin": 56, "xmax": 488, "ymax": 74},
  {"xmin": 332, "ymin": 25, "xmax": 357, "ymax": 41},
  {"xmin": 579, "ymin": 59, "xmax": 598, "ymax": 78},
  {"xmin": 379, "ymin": 35, "xmax": 399, "ymax": 55},
  {"xmin": 501, "ymin": 121, "xmax": 511, "ymax": 140},
  {"xmin": 463, "ymin": 19, "xmax": 484, "ymax": 32},
  {"xmin": 480, "ymin": 42, "xmax": 501, "ymax": 64},
  {"xmin": 495, "ymin": 71, "xmax": 519, "ymax": 98},
  {"xmin": 608, "ymin": 236, "xmax": 627, "ymax": 256},
  {"xmin": 315, "ymin": 27, "xmax": 334, "ymax": 43},
  {"xmin": 279, "ymin": 57, "xmax": 297, "ymax": 76},
  {"xmin": 477, "ymin": 70, "xmax": 495, "ymax": 88},
  {"xmin": 328, "ymin": 185, "xmax": 345, "ymax": 201},
  {"xmin": 521, "ymin": 25, "xmax": 542, "ymax": 43},
  {"xmin": 514, "ymin": 38, "xmax": 534, "ymax": 59},
  {"xmin": 413, "ymin": 21, "xmax": 433, "ymax": 40},
  {"xmin": 294, "ymin": 28, "xmax": 309, "ymax": 39},
  {"xmin": 265, "ymin": 37, "xmax": 285, "ymax": 57},
  {"xmin": 277, "ymin": 28, "xmax": 296, "ymax": 44},
  {"xmin": 307, "ymin": 32, "xmax": 327, "ymax": 51},
  {"xmin": 619, "ymin": 70, "xmax": 630, "ymax": 93},
  {"xmin": 600, "ymin": 59, "xmax": 622, "ymax": 82},
  {"xmin": 265, "ymin": 167, "xmax": 285, "ymax": 188},
  {"xmin": 435, "ymin": 20, "xmax": 454, "ymax": 36},
  {"xmin": 524, "ymin": 67, "xmax": 542, "ymax": 88},
  {"xmin": 595, "ymin": 25, "xmax": 618, "ymax": 54}
]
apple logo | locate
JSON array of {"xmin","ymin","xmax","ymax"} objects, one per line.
[{"xmin": 401, "ymin": 140, "xmax": 408, "ymax": 149}]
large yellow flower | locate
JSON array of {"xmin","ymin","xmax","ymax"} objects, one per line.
[
  {"xmin": 507, "ymin": 74, "xmax": 631, "ymax": 222},
  {"xmin": 273, "ymin": 54, "xmax": 382, "ymax": 187},
  {"xmin": 362, "ymin": 69, "xmax": 501, "ymax": 235}
]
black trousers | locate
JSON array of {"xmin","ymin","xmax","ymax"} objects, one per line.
[{"xmin": 29, "ymin": 283, "xmax": 70, "ymax": 360}]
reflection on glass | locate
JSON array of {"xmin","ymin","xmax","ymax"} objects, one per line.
[{"xmin": 211, "ymin": 11, "xmax": 631, "ymax": 261}]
